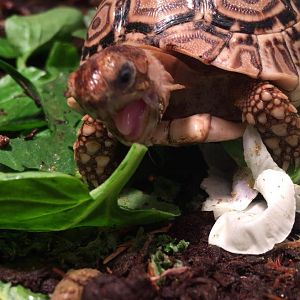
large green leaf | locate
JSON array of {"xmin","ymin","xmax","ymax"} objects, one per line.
[
  {"xmin": 46, "ymin": 41, "xmax": 79, "ymax": 73},
  {"xmin": 0, "ymin": 38, "xmax": 19, "ymax": 59},
  {"xmin": 5, "ymin": 7, "xmax": 84, "ymax": 66},
  {"xmin": 0, "ymin": 144, "xmax": 179, "ymax": 231}
]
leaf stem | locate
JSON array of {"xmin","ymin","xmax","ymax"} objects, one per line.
[{"xmin": 69, "ymin": 144, "xmax": 147, "ymax": 227}]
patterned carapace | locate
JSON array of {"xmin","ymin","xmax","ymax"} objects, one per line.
[{"xmin": 82, "ymin": 0, "xmax": 300, "ymax": 94}]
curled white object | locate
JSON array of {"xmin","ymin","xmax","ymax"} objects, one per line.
[
  {"xmin": 202, "ymin": 126, "xmax": 296, "ymax": 254},
  {"xmin": 201, "ymin": 168, "xmax": 257, "ymax": 219}
]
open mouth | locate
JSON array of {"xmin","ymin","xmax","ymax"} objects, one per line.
[{"xmin": 113, "ymin": 99, "xmax": 148, "ymax": 140}]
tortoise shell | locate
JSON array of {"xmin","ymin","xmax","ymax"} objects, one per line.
[{"xmin": 82, "ymin": 0, "xmax": 300, "ymax": 99}]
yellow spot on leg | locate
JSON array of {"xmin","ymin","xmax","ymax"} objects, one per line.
[
  {"xmin": 246, "ymin": 113, "xmax": 255, "ymax": 125},
  {"xmin": 271, "ymin": 107, "xmax": 285, "ymax": 119}
]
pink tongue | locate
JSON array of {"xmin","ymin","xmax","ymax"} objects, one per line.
[{"xmin": 114, "ymin": 99, "xmax": 146, "ymax": 137}]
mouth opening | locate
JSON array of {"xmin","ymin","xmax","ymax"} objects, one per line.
[{"xmin": 113, "ymin": 99, "xmax": 148, "ymax": 140}]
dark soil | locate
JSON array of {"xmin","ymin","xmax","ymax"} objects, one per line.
[
  {"xmin": 81, "ymin": 211, "xmax": 300, "ymax": 300},
  {"xmin": 0, "ymin": 266, "xmax": 60, "ymax": 294},
  {"xmin": 1, "ymin": 211, "xmax": 300, "ymax": 299}
]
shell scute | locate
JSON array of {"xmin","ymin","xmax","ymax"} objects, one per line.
[
  {"xmin": 257, "ymin": 31, "xmax": 298, "ymax": 90},
  {"xmin": 85, "ymin": 1, "xmax": 115, "ymax": 48},
  {"xmin": 206, "ymin": 0, "xmax": 298, "ymax": 34},
  {"xmin": 283, "ymin": 21, "xmax": 300, "ymax": 105},
  {"xmin": 211, "ymin": 33, "xmax": 261, "ymax": 78},
  {"xmin": 82, "ymin": 0, "xmax": 300, "ymax": 92},
  {"xmin": 127, "ymin": 0, "xmax": 196, "ymax": 24},
  {"xmin": 158, "ymin": 21, "xmax": 232, "ymax": 63}
]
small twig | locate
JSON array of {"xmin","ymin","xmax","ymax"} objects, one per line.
[
  {"xmin": 150, "ymin": 266, "xmax": 190, "ymax": 282},
  {"xmin": 103, "ymin": 241, "xmax": 132, "ymax": 265},
  {"xmin": 52, "ymin": 267, "xmax": 66, "ymax": 278}
]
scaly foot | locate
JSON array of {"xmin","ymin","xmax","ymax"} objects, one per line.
[
  {"xmin": 236, "ymin": 81, "xmax": 300, "ymax": 170},
  {"xmin": 74, "ymin": 115, "xmax": 120, "ymax": 188}
]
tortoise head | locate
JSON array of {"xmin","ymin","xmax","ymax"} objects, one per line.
[{"xmin": 67, "ymin": 44, "xmax": 174, "ymax": 145}]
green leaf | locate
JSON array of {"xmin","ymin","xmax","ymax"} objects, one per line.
[
  {"xmin": 222, "ymin": 139, "xmax": 246, "ymax": 167},
  {"xmin": 0, "ymin": 38, "xmax": 19, "ymax": 59},
  {"xmin": 5, "ymin": 7, "xmax": 84, "ymax": 65},
  {"xmin": 46, "ymin": 41, "xmax": 79, "ymax": 72},
  {"xmin": 222, "ymin": 137, "xmax": 300, "ymax": 184},
  {"xmin": 0, "ymin": 131, "xmax": 75, "ymax": 173},
  {"xmin": 0, "ymin": 60, "xmax": 42, "ymax": 108},
  {"xmin": 118, "ymin": 189, "xmax": 179, "ymax": 215},
  {"xmin": 288, "ymin": 168, "xmax": 300, "ymax": 184},
  {"xmin": 80, "ymin": 144, "xmax": 180, "ymax": 228},
  {"xmin": 0, "ymin": 73, "xmax": 81, "ymax": 174},
  {"xmin": 83, "ymin": 9, "xmax": 96, "ymax": 28},
  {"xmin": 0, "ymin": 281, "xmax": 48, "ymax": 300},
  {"xmin": 0, "ymin": 65, "xmax": 46, "ymax": 131},
  {"xmin": 0, "ymin": 144, "xmax": 179, "ymax": 231},
  {"xmin": 149, "ymin": 235, "xmax": 188, "ymax": 277},
  {"xmin": 72, "ymin": 28, "xmax": 87, "ymax": 39},
  {"xmin": 152, "ymin": 177, "xmax": 180, "ymax": 202},
  {"xmin": 0, "ymin": 96, "xmax": 45, "ymax": 131},
  {"xmin": 71, "ymin": 9, "xmax": 94, "ymax": 39}
]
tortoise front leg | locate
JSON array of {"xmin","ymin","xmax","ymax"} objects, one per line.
[
  {"xmin": 74, "ymin": 115, "xmax": 120, "ymax": 188},
  {"xmin": 236, "ymin": 81, "xmax": 300, "ymax": 170},
  {"xmin": 149, "ymin": 114, "xmax": 245, "ymax": 145}
]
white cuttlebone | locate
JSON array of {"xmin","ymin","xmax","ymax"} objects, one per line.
[
  {"xmin": 203, "ymin": 126, "xmax": 296, "ymax": 254},
  {"xmin": 201, "ymin": 168, "xmax": 258, "ymax": 218}
]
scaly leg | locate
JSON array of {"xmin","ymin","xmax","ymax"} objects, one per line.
[
  {"xmin": 236, "ymin": 81, "xmax": 300, "ymax": 170},
  {"xmin": 149, "ymin": 114, "xmax": 245, "ymax": 146},
  {"xmin": 74, "ymin": 115, "xmax": 121, "ymax": 188}
]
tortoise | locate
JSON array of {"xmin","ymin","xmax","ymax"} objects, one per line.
[{"xmin": 67, "ymin": 0, "xmax": 300, "ymax": 187}]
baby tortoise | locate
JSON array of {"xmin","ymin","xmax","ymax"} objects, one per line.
[{"xmin": 67, "ymin": 0, "xmax": 300, "ymax": 187}]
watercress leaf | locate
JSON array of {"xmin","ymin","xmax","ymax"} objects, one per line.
[
  {"xmin": 5, "ymin": 7, "xmax": 84, "ymax": 63},
  {"xmin": 0, "ymin": 38, "xmax": 19, "ymax": 59},
  {"xmin": 46, "ymin": 41, "xmax": 79, "ymax": 72},
  {"xmin": 0, "ymin": 73, "xmax": 81, "ymax": 174},
  {"xmin": 0, "ymin": 133, "xmax": 76, "ymax": 173},
  {"xmin": 0, "ymin": 281, "xmax": 48, "ymax": 300}
]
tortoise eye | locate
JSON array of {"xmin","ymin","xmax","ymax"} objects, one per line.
[{"xmin": 115, "ymin": 62, "xmax": 136, "ymax": 90}]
